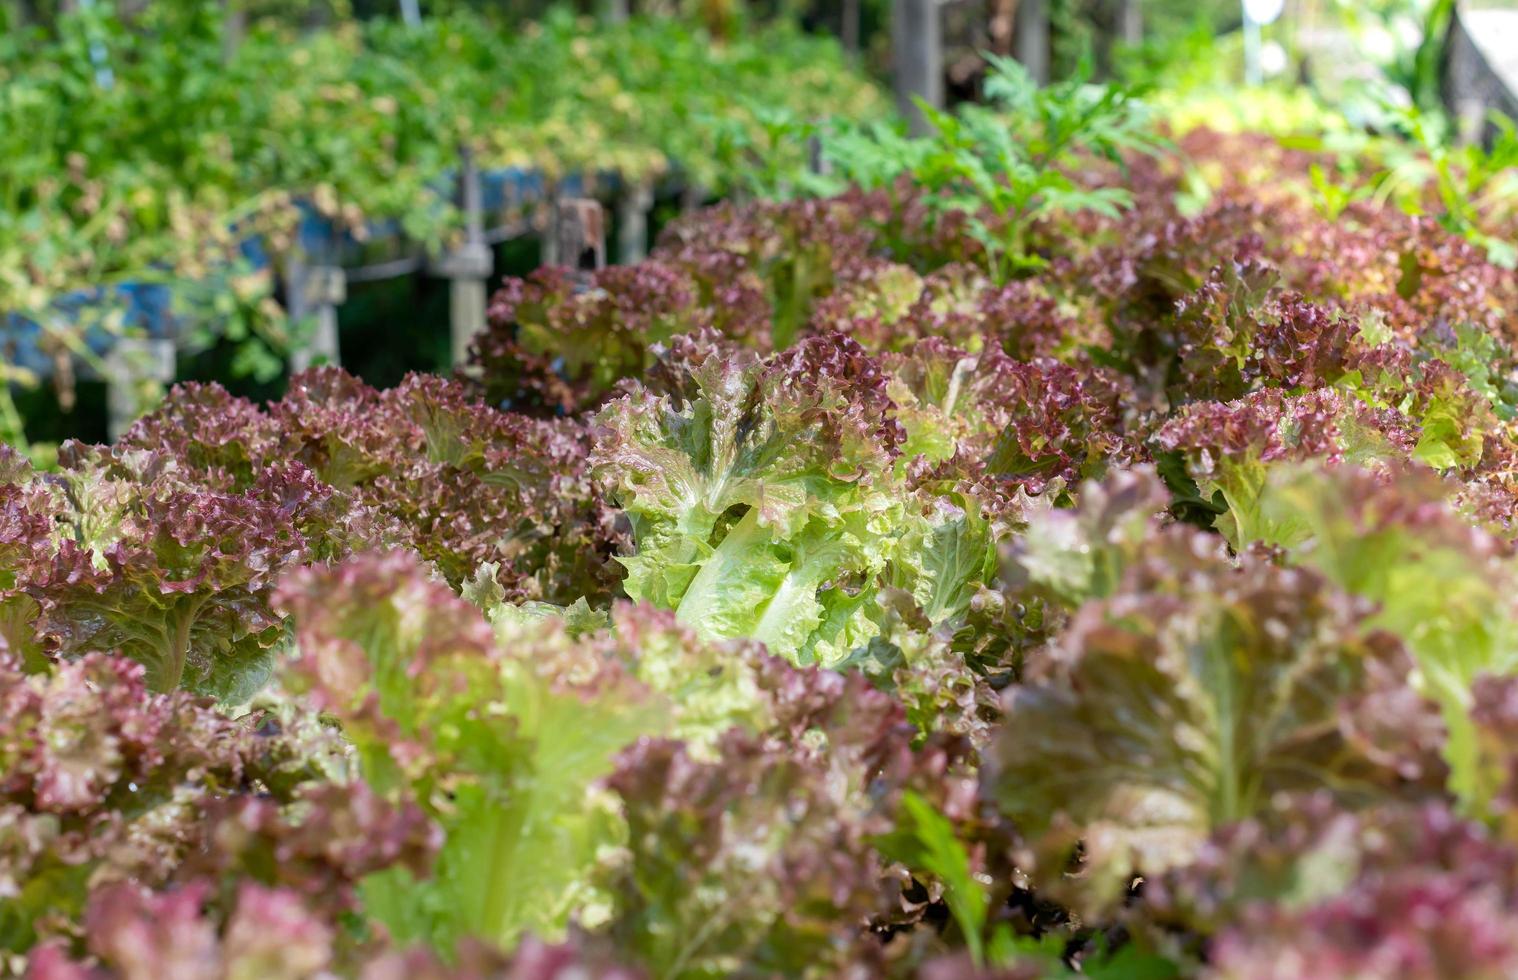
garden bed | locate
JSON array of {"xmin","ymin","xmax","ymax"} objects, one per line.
[{"xmin": 5, "ymin": 113, "xmax": 1518, "ymax": 976}]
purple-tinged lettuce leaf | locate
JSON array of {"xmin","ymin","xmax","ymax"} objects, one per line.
[
  {"xmin": 892, "ymin": 269, "xmax": 1088, "ymax": 363},
  {"xmin": 380, "ymin": 374, "xmax": 625, "ymax": 602},
  {"xmin": 282, "ymin": 556, "xmax": 907, "ymax": 956},
  {"xmin": 0, "ymin": 447, "xmax": 53, "ymax": 669},
  {"xmin": 31, "ymin": 880, "xmax": 338, "ymax": 980},
  {"xmin": 1198, "ymin": 802, "xmax": 1518, "ymax": 980},
  {"xmin": 1241, "ymin": 296, "xmax": 1363, "ymax": 393},
  {"xmin": 601, "ymin": 662, "xmax": 946, "ymax": 978},
  {"xmin": 882, "ymin": 339, "xmax": 1045, "ymax": 474},
  {"xmin": 475, "ymin": 264, "xmax": 712, "ymax": 414},
  {"xmin": 1339, "ymin": 345, "xmax": 1500, "ymax": 472},
  {"xmin": 1160, "ymin": 261, "xmax": 1280, "ymax": 400},
  {"xmin": 182, "ymin": 780, "xmax": 440, "ymax": 912},
  {"xmin": 1003, "ymin": 466, "xmax": 1172, "ymax": 613},
  {"xmin": 1255, "ymin": 464, "xmax": 1518, "ymax": 806},
  {"xmin": 270, "ymin": 367, "xmax": 401, "ymax": 492},
  {"xmin": 26, "ymin": 449, "xmax": 338, "ymax": 698},
  {"xmin": 655, "ymin": 196, "xmax": 880, "ymax": 349},
  {"xmin": 1209, "ymin": 877, "xmax": 1518, "ymax": 980},
  {"xmin": 980, "ymin": 359, "xmax": 1129, "ymax": 496},
  {"xmin": 117, "ymin": 382, "xmax": 282, "ymax": 492},
  {"xmin": 0, "ymin": 651, "xmax": 324, "ymax": 953},
  {"xmin": 1134, "ymin": 266, "xmax": 1372, "ymax": 404},
  {"xmin": 1131, "ymin": 794, "xmax": 1518, "ymax": 976},
  {"xmin": 983, "ymin": 528, "xmax": 1447, "ymax": 912},
  {"xmin": 1472, "ymin": 675, "xmax": 1518, "ymax": 839},
  {"xmin": 805, "ymin": 259, "xmax": 925, "ymax": 343},
  {"xmin": 131, "ymin": 369, "xmax": 624, "ymax": 605},
  {"xmin": 24, "ymin": 882, "xmax": 643, "ymax": 980},
  {"xmin": 277, "ymin": 553, "xmax": 667, "ymax": 950},
  {"xmin": 1154, "ymin": 389, "xmax": 1420, "ymax": 549}
]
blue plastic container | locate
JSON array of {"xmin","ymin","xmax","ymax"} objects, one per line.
[{"xmin": 1, "ymin": 282, "xmax": 176, "ymax": 380}]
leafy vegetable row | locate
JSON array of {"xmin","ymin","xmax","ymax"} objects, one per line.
[
  {"xmin": 6, "ymin": 120, "xmax": 1518, "ymax": 977},
  {"xmin": 0, "ymin": 4, "xmax": 881, "ymax": 403}
]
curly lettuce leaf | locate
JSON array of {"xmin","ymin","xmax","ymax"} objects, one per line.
[{"xmin": 984, "ymin": 526, "xmax": 1447, "ymax": 911}]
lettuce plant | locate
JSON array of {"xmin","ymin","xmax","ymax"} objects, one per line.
[
  {"xmin": 27, "ymin": 449, "xmax": 339, "ymax": 698},
  {"xmin": 985, "ymin": 481, "xmax": 1448, "ymax": 911},
  {"xmin": 593, "ymin": 331, "xmax": 908, "ymax": 665},
  {"xmin": 14, "ymin": 121, "xmax": 1518, "ymax": 978},
  {"xmin": 1255, "ymin": 465, "xmax": 1518, "ymax": 809}
]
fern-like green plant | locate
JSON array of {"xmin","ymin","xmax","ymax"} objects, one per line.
[{"xmin": 820, "ymin": 55, "xmax": 1168, "ymax": 280}]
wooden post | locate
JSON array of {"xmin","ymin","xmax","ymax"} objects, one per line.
[
  {"xmin": 285, "ymin": 256, "xmax": 345, "ymax": 372},
  {"xmin": 1457, "ymin": 99, "xmax": 1488, "ymax": 147},
  {"xmin": 842, "ymin": 0, "xmax": 860, "ymax": 55},
  {"xmin": 892, "ymin": 0, "xmax": 943, "ymax": 136},
  {"xmin": 1120, "ymin": 0, "xmax": 1142, "ymax": 46},
  {"xmin": 616, "ymin": 184, "xmax": 654, "ymax": 264},
  {"xmin": 551, "ymin": 198, "xmax": 606, "ymax": 283},
  {"xmin": 1015, "ymin": 0, "xmax": 1050, "ymax": 85},
  {"xmin": 430, "ymin": 147, "xmax": 494, "ymax": 366},
  {"xmin": 1443, "ymin": 9, "xmax": 1518, "ymax": 149},
  {"xmin": 541, "ymin": 199, "xmax": 560, "ymax": 267},
  {"xmin": 222, "ymin": 0, "xmax": 245, "ymax": 64},
  {"xmin": 447, "ymin": 275, "xmax": 488, "ymax": 367},
  {"xmin": 679, "ymin": 183, "xmax": 706, "ymax": 214},
  {"xmin": 807, "ymin": 133, "xmax": 831, "ymax": 177},
  {"xmin": 105, "ymin": 337, "xmax": 175, "ymax": 441}
]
